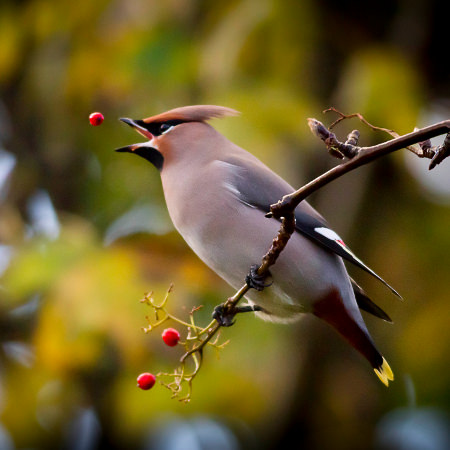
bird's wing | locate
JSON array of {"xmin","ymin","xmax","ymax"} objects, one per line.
[
  {"xmin": 292, "ymin": 209, "xmax": 401, "ymax": 298},
  {"xmin": 351, "ymin": 278, "xmax": 392, "ymax": 322},
  {"xmin": 224, "ymin": 155, "xmax": 401, "ymax": 299}
]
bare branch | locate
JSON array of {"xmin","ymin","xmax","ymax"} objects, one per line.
[
  {"xmin": 324, "ymin": 107, "xmax": 426, "ymax": 156},
  {"xmin": 272, "ymin": 119, "xmax": 450, "ymax": 218},
  {"xmin": 429, "ymin": 131, "xmax": 450, "ymax": 170}
]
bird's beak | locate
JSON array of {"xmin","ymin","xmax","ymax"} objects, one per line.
[
  {"xmin": 115, "ymin": 143, "xmax": 139, "ymax": 153},
  {"xmin": 116, "ymin": 118, "xmax": 155, "ymax": 153},
  {"xmin": 119, "ymin": 117, "xmax": 154, "ymax": 139},
  {"xmin": 115, "ymin": 141, "xmax": 155, "ymax": 153}
]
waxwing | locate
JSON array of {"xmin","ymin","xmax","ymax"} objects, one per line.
[{"xmin": 117, "ymin": 105, "xmax": 398, "ymax": 386}]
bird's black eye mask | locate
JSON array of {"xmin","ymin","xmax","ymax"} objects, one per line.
[
  {"xmin": 117, "ymin": 119, "xmax": 185, "ymax": 171},
  {"xmin": 133, "ymin": 119, "xmax": 184, "ymax": 137}
]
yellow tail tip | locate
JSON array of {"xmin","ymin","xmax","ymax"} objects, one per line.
[{"xmin": 374, "ymin": 357, "xmax": 394, "ymax": 387}]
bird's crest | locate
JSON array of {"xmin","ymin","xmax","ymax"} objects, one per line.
[{"xmin": 142, "ymin": 105, "xmax": 239, "ymax": 124}]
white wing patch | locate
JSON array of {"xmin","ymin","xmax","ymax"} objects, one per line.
[
  {"xmin": 315, "ymin": 227, "xmax": 367, "ymax": 266},
  {"xmin": 315, "ymin": 227, "xmax": 344, "ymax": 244}
]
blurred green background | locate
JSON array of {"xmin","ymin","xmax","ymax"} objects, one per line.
[{"xmin": 0, "ymin": 0, "xmax": 449, "ymax": 449}]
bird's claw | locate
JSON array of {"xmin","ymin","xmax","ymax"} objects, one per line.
[
  {"xmin": 213, "ymin": 304, "xmax": 235, "ymax": 327},
  {"xmin": 213, "ymin": 303, "xmax": 264, "ymax": 327},
  {"xmin": 245, "ymin": 264, "xmax": 273, "ymax": 291}
]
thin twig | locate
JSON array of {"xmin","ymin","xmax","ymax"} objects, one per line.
[
  {"xmin": 272, "ymin": 119, "xmax": 450, "ymax": 217},
  {"xmin": 324, "ymin": 107, "xmax": 423, "ymax": 155},
  {"xmin": 325, "ymin": 107, "xmax": 398, "ymax": 136}
]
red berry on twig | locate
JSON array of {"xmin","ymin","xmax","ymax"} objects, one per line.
[
  {"xmin": 89, "ymin": 112, "xmax": 104, "ymax": 126},
  {"xmin": 162, "ymin": 328, "xmax": 181, "ymax": 347},
  {"xmin": 137, "ymin": 372, "xmax": 156, "ymax": 390}
]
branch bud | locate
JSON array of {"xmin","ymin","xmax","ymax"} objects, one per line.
[
  {"xmin": 345, "ymin": 130, "xmax": 360, "ymax": 147},
  {"xmin": 429, "ymin": 132, "xmax": 450, "ymax": 170},
  {"xmin": 307, "ymin": 118, "xmax": 331, "ymax": 141}
]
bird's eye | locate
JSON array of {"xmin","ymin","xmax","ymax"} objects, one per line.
[{"xmin": 159, "ymin": 123, "xmax": 172, "ymax": 134}]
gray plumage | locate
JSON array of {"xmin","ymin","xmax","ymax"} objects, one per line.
[{"xmin": 117, "ymin": 105, "xmax": 395, "ymax": 385}]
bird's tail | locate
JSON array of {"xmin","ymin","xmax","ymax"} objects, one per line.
[
  {"xmin": 313, "ymin": 288, "xmax": 394, "ymax": 386},
  {"xmin": 374, "ymin": 357, "xmax": 394, "ymax": 386}
]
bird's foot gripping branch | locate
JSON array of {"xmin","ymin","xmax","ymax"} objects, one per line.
[{"xmin": 212, "ymin": 303, "xmax": 264, "ymax": 327}]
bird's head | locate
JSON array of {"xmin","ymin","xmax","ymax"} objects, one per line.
[{"xmin": 116, "ymin": 105, "xmax": 239, "ymax": 171}]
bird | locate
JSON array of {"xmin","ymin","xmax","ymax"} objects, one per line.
[{"xmin": 116, "ymin": 105, "xmax": 398, "ymax": 386}]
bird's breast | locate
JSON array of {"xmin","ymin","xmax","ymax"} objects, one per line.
[{"xmin": 160, "ymin": 160, "xmax": 346, "ymax": 320}]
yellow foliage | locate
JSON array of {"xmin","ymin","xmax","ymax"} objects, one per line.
[
  {"xmin": 336, "ymin": 47, "xmax": 423, "ymax": 134},
  {"xmin": 34, "ymin": 305, "xmax": 103, "ymax": 373},
  {"xmin": 0, "ymin": 11, "xmax": 23, "ymax": 84}
]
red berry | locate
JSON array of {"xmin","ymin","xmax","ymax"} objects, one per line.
[
  {"xmin": 162, "ymin": 328, "xmax": 181, "ymax": 347},
  {"xmin": 137, "ymin": 372, "xmax": 156, "ymax": 390},
  {"xmin": 89, "ymin": 112, "xmax": 104, "ymax": 126}
]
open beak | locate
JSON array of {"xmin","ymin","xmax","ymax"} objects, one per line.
[
  {"xmin": 119, "ymin": 118, "xmax": 154, "ymax": 139},
  {"xmin": 115, "ymin": 143, "xmax": 140, "ymax": 153},
  {"xmin": 116, "ymin": 118, "xmax": 154, "ymax": 153}
]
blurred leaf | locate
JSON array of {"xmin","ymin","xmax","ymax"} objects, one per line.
[{"xmin": 335, "ymin": 47, "xmax": 423, "ymax": 134}]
